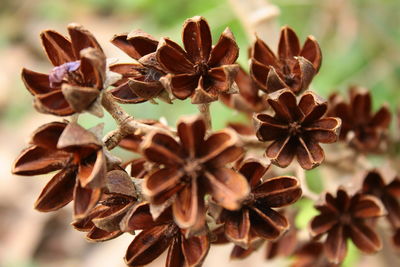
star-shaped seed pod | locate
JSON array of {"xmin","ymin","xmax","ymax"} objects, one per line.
[
  {"xmin": 250, "ymin": 26, "xmax": 322, "ymax": 95},
  {"xmin": 140, "ymin": 115, "xmax": 250, "ymax": 234},
  {"xmin": 328, "ymin": 86, "xmax": 392, "ymax": 152},
  {"xmin": 12, "ymin": 122, "xmax": 106, "ymax": 218},
  {"xmin": 220, "ymin": 66, "xmax": 268, "ymax": 113},
  {"xmin": 219, "ymin": 158, "xmax": 301, "ymax": 249},
  {"xmin": 121, "ymin": 202, "xmax": 210, "ymax": 267},
  {"xmin": 21, "ymin": 24, "xmax": 106, "ymax": 116},
  {"xmin": 310, "ymin": 188, "xmax": 385, "ymax": 264},
  {"xmin": 157, "ymin": 16, "xmax": 239, "ymax": 104},
  {"xmin": 72, "ymin": 169, "xmax": 137, "ymax": 241},
  {"xmin": 110, "ymin": 30, "xmax": 170, "ymax": 103},
  {"xmin": 254, "ymin": 89, "xmax": 341, "ymax": 170}
]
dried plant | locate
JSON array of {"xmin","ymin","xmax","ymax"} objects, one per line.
[{"xmin": 11, "ymin": 13, "xmax": 399, "ymax": 267}]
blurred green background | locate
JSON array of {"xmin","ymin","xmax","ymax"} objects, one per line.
[{"xmin": 0, "ymin": 0, "xmax": 399, "ymax": 266}]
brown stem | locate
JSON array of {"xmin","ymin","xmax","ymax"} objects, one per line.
[
  {"xmin": 198, "ymin": 103, "xmax": 212, "ymax": 130},
  {"xmin": 295, "ymin": 164, "xmax": 318, "ymax": 201},
  {"xmin": 101, "ymin": 91, "xmax": 170, "ymax": 150}
]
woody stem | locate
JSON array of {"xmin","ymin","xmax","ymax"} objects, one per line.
[
  {"xmin": 101, "ymin": 91, "xmax": 170, "ymax": 150},
  {"xmin": 198, "ymin": 103, "xmax": 212, "ymax": 130}
]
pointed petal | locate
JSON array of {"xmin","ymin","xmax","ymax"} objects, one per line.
[
  {"xmin": 67, "ymin": 23, "xmax": 103, "ymax": 59},
  {"xmin": 300, "ymin": 36, "xmax": 322, "ymax": 72},
  {"xmin": 73, "ymin": 180, "xmax": 102, "ymax": 219},
  {"xmin": 238, "ymin": 158, "xmax": 270, "ymax": 188},
  {"xmin": 160, "ymin": 73, "xmax": 198, "ymax": 100},
  {"xmin": 251, "ymin": 36, "xmax": 277, "ymax": 67},
  {"xmin": 21, "ymin": 68, "xmax": 52, "ymax": 95},
  {"xmin": 120, "ymin": 202, "xmax": 154, "ymax": 231},
  {"xmin": 324, "ymin": 225, "xmax": 347, "ymax": 264},
  {"xmin": 266, "ymin": 137, "xmax": 296, "ymax": 168},
  {"xmin": 141, "ymin": 131, "xmax": 184, "ymax": 165},
  {"xmin": 61, "ymin": 84, "xmax": 99, "ymax": 112},
  {"xmin": 172, "ymin": 181, "xmax": 199, "ymax": 229},
  {"xmin": 78, "ymin": 149, "xmax": 106, "ymax": 188},
  {"xmin": 166, "ymin": 237, "xmax": 185, "ymax": 267},
  {"xmin": 156, "ymin": 38, "xmax": 194, "ymax": 74},
  {"xmin": 254, "ymin": 113, "xmax": 288, "ymax": 142},
  {"xmin": 370, "ymin": 105, "xmax": 392, "ymax": 129},
  {"xmin": 35, "ymin": 90, "xmax": 74, "ymax": 116},
  {"xmin": 349, "ymin": 222, "xmax": 382, "ymax": 253},
  {"xmin": 352, "ymin": 195, "xmax": 385, "ymax": 218},
  {"xmin": 310, "ymin": 214, "xmax": 337, "ymax": 236},
  {"xmin": 181, "ymin": 233, "xmax": 210, "ymax": 267},
  {"xmin": 296, "ymin": 137, "xmax": 324, "ymax": 170},
  {"xmin": 30, "ymin": 121, "xmax": 67, "ymax": 150},
  {"xmin": 110, "ymin": 83, "xmax": 147, "ymax": 104},
  {"xmin": 224, "ymin": 209, "xmax": 251, "ymax": 248},
  {"xmin": 304, "ymin": 117, "xmax": 341, "ymax": 143},
  {"xmin": 208, "ymin": 27, "xmax": 239, "ymax": 66},
  {"xmin": 278, "ymin": 26, "xmax": 300, "ymax": 60},
  {"xmin": 57, "ymin": 122, "xmax": 102, "ymax": 150},
  {"xmin": 298, "ymin": 91, "xmax": 328, "ymax": 124},
  {"xmin": 40, "ymin": 30, "xmax": 74, "ymax": 66},
  {"xmin": 183, "ymin": 16, "xmax": 212, "ymax": 62},
  {"xmin": 249, "ymin": 59, "xmax": 269, "ymax": 92},
  {"xmin": 177, "ymin": 115, "xmax": 206, "ymax": 158},
  {"xmin": 267, "ymin": 89, "xmax": 302, "ymax": 122},
  {"xmin": 79, "ymin": 47, "xmax": 106, "ymax": 89},
  {"xmin": 265, "ymin": 66, "xmax": 288, "ymax": 93},
  {"xmin": 250, "ymin": 207, "xmax": 288, "ymax": 240},
  {"xmin": 34, "ymin": 168, "xmax": 76, "ymax": 211}
]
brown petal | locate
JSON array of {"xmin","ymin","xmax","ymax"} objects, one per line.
[
  {"xmin": 278, "ymin": 26, "xmax": 300, "ymax": 61},
  {"xmin": 205, "ymin": 168, "xmax": 250, "ymax": 210},
  {"xmin": 181, "ymin": 233, "xmax": 210, "ymax": 267},
  {"xmin": 349, "ymin": 222, "xmax": 381, "ymax": 253},
  {"xmin": 106, "ymin": 170, "xmax": 136, "ymax": 196},
  {"xmin": 86, "ymin": 227, "xmax": 122, "ymax": 242},
  {"xmin": 298, "ymin": 91, "xmax": 328, "ymax": 124},
  {"xmin": 238, "ymin": 158, "xmax": 270, "ymax": 188},
  {"xmin": 230, "ymin": 245, "xmax": 257, "ymax": 259},
  {"xmin": 296, "ymin": 137, "xmax": 324, "ymax": 170},
  {"xmin": 324, "ymin": 225, "xmax": 347, "ymax": 264},
  {"xmin": 12, "ymin": 145, "xmax": 70, "ymax": 175},
  {"xmin": 199, "ymin": 129, "xmax": 243, "ymax": 166},
  {"xmin": 310, "ymin": 214, "xmax": 338, "ymax": 236},
  {"xmin": 143, "ymin": 168, "xmax": 184, "ymax": 205},
  {"xmin": 79, "ymin": 47, "xmax": 106, "ymax": 89},
  {"xmin": 182, "ymin": 16, "xmax": 212, "ymax": 62},
  {"xmin": 177, "ymin": 115, "xmax": 206, "ymax": 158},
  {"xmin": 34, "ymin": 168, "xmax": 76, "ymax": 211},
  {"xmin": 120, "ymin": 202, "xmax": 154, "ymax": 231},
  {"xmin": 207, "ymin": 64, "xmax": 239, "ymax": 93},
  {"xmin": 111, "ymin": 30, "xmax": 158, "ymax": 60},
  {"xmin": 249, "ymin": 59, "xmax": 269, "ymax": 92},
  {"xmin": 393, "ymin": 228, "xmax": 400, "ymax": 249},
  {"xmin": 387, "ymin": 178, "xmax": 400, "ymax": 197},
  {"xmin": 172, "ymin": 181, "xmax": 199, "ymax": 229},
  {"xmin": 166, "ymin": 237, "xmax": 185, "ymax": 267},
  {"xmin": 250, "ymin": 207, "xmax": 288, "ymax": 240},
  {"xmin": 57, "ymin": 122, "xmax": 102, "ymax": 150},
  {"xmin": 351, "ymin": 89, "xmax": 372, "ymax": 122},
  {"xmin": 370, "ymin": 105, "xmax": 392, "ymax": 129},
  {"xmin": 304, "ymin": 117, "xmax": 341, "ymax": 143},
  {"xmin": 141, "ymin": 131, "xmax": 184, "ymax": 165},
  {"xmin": 224, "ymin": 209, "xmax": 251, "ymax": 248},
  {"xmin": 300, "ymin": 36, "xmax": 322, "ymax": 72},
  {"xmin": 156, "ymin": 38, "xmax": 194, "ymax": 74},
  {"xmin": 190, "ymin": 76, "xmax": 219, "ymax": 104},
  {"xmin": 251, "ymin": 36, "xmax": 277, "ymax": 67},
  {"xmin": 73, "ymin": 180, "xmax": 102, "ymax": 219},
  {"xmin": 253, "ymin": 176, "xmax": 302, "ymax": 207},
  {"xmin": 72, "ymin": 205, "xmax": 107, "ymax": 231},
  {"xmin": 293, "ymin": 57, "xmax": 316, "ymax": 93},
  {"xmin": 40, "ymin": 30, "xmax": 75, "ymax": 66},
  {"xmin": 78, "ymin": 150, "xmax": 106, "ymax": 188},
  {"xmin": 61, "ymin": 84, "xmax": 99, "ymax": 113},
  {"xmin": 208, "ymin": 27, "xmax": 239, "ymax": 67},
  {"xmin": 35, "ymin": 90, "xmax": 74, "ymax": 116},
  {"xmin": 92, "ymin": 201, "xmax": 134, "ymax": 232},
  {"xmin": 127, "ymin": 79, "xmax": 163, "ymax": 100},
  {"xmin": 21, "ymin": 68, "xmax": 52, "ymax": 95},
  {"xmin": 265, "ymin": 66, "xmax": 289, "ymax": 93},
  {"xmin": 268, "ymin": 89, "xmax": 302, "ymax": 122},
  {"xmin": 361, "ymin": 171, "xmax": 385, "ymax": 194},
  {"xmin": 111, "ymin": 33, "xmax": 141, "ymax": 59},
  {"xmin": 266, "ymin": 137, "xmax": 296, "ymax": 168},
  {"xmin": 30, "ymin": 121, "xmax": 67, "ymax": 150},
  {"xmin": 67, "ymin": 23, "xmax": 103, "ymax": 60},
  {"xmin": 254, "ymin": 113, "xmax": 288, "ymax": 142},
  {"xmin": 110, "ymin": 83, "xmax": 147, "ymax": 104},
  {"xmin": 125, "ymin": 224, "xmax": 173, "ymax": 266},
  {"xmin": 352, "ymin": 195, "xmax": 385, "ymax": 218},
  {"xmin": 160, "ymin": 73, "xmax": 198, "ymax": 100}
]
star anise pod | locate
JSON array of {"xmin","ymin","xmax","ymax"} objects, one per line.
[
  {"xmin": 72, "ymin": 169, "xmax": 137, "ymax": 241},
  {"xmin": 254, "ymin": 89, "xmax": 341, "ymax": 169},
  {"xmin": 328, "ymin": 87, "xmax": 392, "ymax": 152},
  {"xmin": 361, "ymin": 170, "xmax": 400, "ymax": 246},
  {"xmin": 220, "ymin": 66, "xmax": 268, "ymax": 113},
  {"xmin": 250, "ymin": 26, "xmax": 322, "ymax": 94},
  {"xmin": 219, "ymin": 158, "xmax": 302, "ymax": 249},
  {"xmin": 157, "ymin": 16, "xmax": 239, "ymax": 104},
  {"xmin": 141, "ymin": 115, "xmax": 250, "ymax": 233},
  {"xmin": 110, "ymin": 29, "xmax": 169, "ymax": 103},
  {"xmin": 22, "ymin": 24, "xmax": 106, "ymax": 116},
  {"xmin": 291, "ymin": 241, "xmax": 338, "ymax": 267},
  {"xmin": 121, "ymin": 202, "xmax": 209, "ymax": 267},
  {"xmin": 310, "ymin": 188, "xmax": 385, "ymax": 263},
  {"xmin": 12, "ymin": 122, "xmax": 106, "ymax": 218}
]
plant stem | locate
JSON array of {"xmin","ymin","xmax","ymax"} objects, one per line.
[
  {"xmin": 295, "ymin": 164, "xmax": 319, "ymax": 201},
  {"xmin": 198, "ymin": 103, "xmax": 212, "ymax": 130}
]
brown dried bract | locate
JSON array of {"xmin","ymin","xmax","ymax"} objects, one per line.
[
  {"xmin": 254, "ymin": 89, "xmax": 341, "ymax": 170},
  {"xmin": 219, "ymin": 158, "xmax": 301, "ymax": 249},
  {"xmin": 328, "ymin": 86, "xmax": 392, "ymax": 152},
  {"xmin": 12, "ymin": 122, "xmax": 106, "ymax": 218},
  {"xmin": 110, "ymin": 29, "xmax": 168, "ymax": 103},
  {"xmin": 22, "ymin": 24, "xmax": 106, "ymax": 116},
  {"xmin": 310, "ymin": 188, "xmax": 385, "ymax": 264},
  {"xmin": 141, "ymin": 115, "xmax": 249, "ymax": 233},
  {"xmin": 250, "ymin": 26, "xmax": 322, "ymax": 94},
  {"xmin": 157, "ymin": 16, "xmax": 239, "ymax": 104},
  {"xmin": 291, "ymin": 241, "xmax": 339, "ymax": 267}
]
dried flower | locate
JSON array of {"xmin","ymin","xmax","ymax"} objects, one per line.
[
  {"xmin": 72, "ymin": 169, "xmax": 136, "ymax": 241},
  {"xmin": 220, "ymin": 66, "xmax": 268, "ymax": 113},
  {"xmin": 110, "ymin": 29, "xmax": 169, "ymax": 103},
  {"xmin": 12, "ymin": 122, "xmax": 106, "ymax": 218},
  {"xmin": 141, "ymin": 115, "xmax": 249, "ymax": 233},
  {"xmin": 21, "ymin": 24, "xmax": 106, "ymax": 116},
  {"xmin": 254, "ymin": 89, "xmax": 341, "ymax": 169},
  {"xmin": 250, "ymin": 26, "xmax": 322, "ymax": 94},
  {"xmin": 157, "ymin": 16, "xmax": 239, "ymax": 104},
  {"xmin": 310, "ymin": 188, "xmax": 385, "ymax": 263},
  {"xmin": 122, "ymin": 203, "xmax": 210, "ymax": 267},
  {"xmin": 291, "ymin": 241, "xmax": 338, "ymax": 267},
  {"xmin": 219, "ymin": 158, "xmax": 301, "ymax": 249},
  {"xmin": 328, "ymin": 87, "xmax": 392, "ymax": 152}
]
